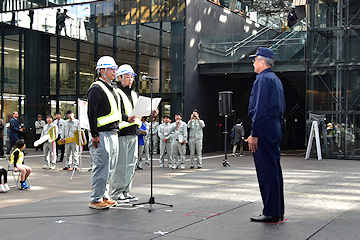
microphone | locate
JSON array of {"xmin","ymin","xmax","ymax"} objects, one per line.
[{"xmin": 142, "ymin": 75, "xmax": 159, "ymax": 80}]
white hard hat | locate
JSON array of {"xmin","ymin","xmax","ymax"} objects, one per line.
[
  {"xmin": 116, "ymin": 64, "xmax": 137, "ymax": 78},
  {"xmin": 96, "ymin": 56, "xmax": 117, "ymax": 70},
  {"xmin": 5, "ymin": 123, "xmax": 10, "ymax": 128}
]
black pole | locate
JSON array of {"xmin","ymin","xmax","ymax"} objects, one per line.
[
  {"xmin": 133, "ymin": 78, "xmax": 173, "ymax": 212},
  {"xmin": 223, "ymin": 115, "xmax": 231, "ymax": 167}
]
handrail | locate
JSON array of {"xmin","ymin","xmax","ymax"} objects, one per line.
[
  {"xmin": 199, "ymin": 17, "xmax": 307, "ymax": 63},
  {"xmin": 200, "ymin": 26, "xmax": 273, "ymax": 57}
]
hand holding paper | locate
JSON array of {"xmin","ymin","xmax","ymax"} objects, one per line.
[{"xmin": 130, "ymin": 96, "xmax": 161, "ymax": 117}]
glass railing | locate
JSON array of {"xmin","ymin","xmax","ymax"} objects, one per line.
[
  {"xmin": 270, "ymin": 18, "xmax": 307, "ymax": 60},
  {"xmin": 199, "ymin": 18, "xmax": 306, "ymax": 64},
  {"xmin": 199, "ymin": 25, "xmax": 278, "ymax": 64}
]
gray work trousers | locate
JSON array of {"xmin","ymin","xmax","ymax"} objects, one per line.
[
  {"xmin": 89, "ymin": 131, "xmax": 118, "ymax": 203},
  {"xmin": 137, "ymin": 144, "xmax": 145, "ymax": 168},
  {"xmin": 159, "ymin": 140, "xmax": 172, "ymax": 165},
  {"xmin": 189, "ymin": 139, "xmax": 203, "ymax": 167},
  {"xmin": 144, "ymin": 137, "xmax": 150, "ymax": 161},
  {"xmin": 64, "ymin": 142, "xmax": 79, "ymax": 168},
  {"xmin": 172, "ymin": 141, "xmax": 186, "ymax": 167},
  {"xmin": 43, "ymin": 141, "xmax": 56, "ymax": 167},
  {"xmin": 112, "ymin": 135, "xmax": 138, "ymax": 199},
  {"xmin": 151, "ymin": 134, "xmax": 158, "ymax": 154}
]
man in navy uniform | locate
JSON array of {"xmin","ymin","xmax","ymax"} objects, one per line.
[{"xmin": 247, "ymin": 47, "xmax": 286, "ymax": 223}]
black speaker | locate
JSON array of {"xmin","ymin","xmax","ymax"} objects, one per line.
[{"xmin": 218, "ymin": 91, "xmax": 233, "ymax": 116}]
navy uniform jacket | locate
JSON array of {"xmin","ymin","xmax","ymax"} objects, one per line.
[
  {"xmin": 9, "ymin": 117, "xmax": 21, "ymax": 145},
  {"xmin": 248, "ymin": 68, "xmax": 285, "ymax": 137}
]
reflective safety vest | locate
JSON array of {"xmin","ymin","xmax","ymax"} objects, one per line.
[
  {"xmin": 91, "ymin": 81, "xmax": 121, "ymax": 127},
  {"xmin": 115, "ymin": 88, "xmax": 142, "ymax": 129},
  {"xmin": 10, "ymin": 148, "xmax": 24, "ymax": 166}
]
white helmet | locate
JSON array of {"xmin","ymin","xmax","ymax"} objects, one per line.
[
  {"xmin": 96, "ymin": 56, "xmax": 117, "ymax": 70},
  {"xmin": 116, "ymin": 64, "xmax": 137, "ymax": 78}
]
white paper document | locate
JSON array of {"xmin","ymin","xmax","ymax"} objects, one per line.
[{"xmin": 130, "ymin": 96, "xmax": 162, "ymax": 117}]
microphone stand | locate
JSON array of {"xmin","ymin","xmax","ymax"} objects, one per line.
[
  {"xmin": 223, "ymin": 114, "xmax": 231, "ymax": 167},
  {"xmin": 133, "ymin": 76, "xmax": 173, "ymax": 212}
]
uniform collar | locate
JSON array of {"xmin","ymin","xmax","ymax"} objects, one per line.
[{"xmin": 256, "ymin": 68, "xmax": 273, "ymax": 79}]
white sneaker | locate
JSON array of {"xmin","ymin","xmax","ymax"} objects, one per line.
[
  {"xmin": 232, "ymin": 153, "xmax": 236, "ymax": 157},
  {"xmin": 4, "ymin": 183, "xmax": 10, "ymax": 191},
  {"xmin": 117, "ymin": 193, "xmax": 130, "ymax": 203},
  {"xmin": 0, "ymin": 184, "xmax": 7, "ymax": 192},
  {"xmin": 125, "ymin": 193, "xmax": 138, "ymax": 202},
  {"xmin": 50, "ymin": 166, "xmax": 56, "ymax": 170},
  {"xmin": 168, "ymin": 164, "xmax": 172, "ymax": 168},
  {"xmin": 159, "ymin": 163, "xmax": 164, "ymax": 168},
  {"xmin": 181, "ymin": 166, "xmax": 185, "ymax": 170},
  {"xmin": 172, "ymin": 164, "xmax": 178, "ymax": 169},
  {"xmin": 240, "ymin": 154, "xmax": 244, "ymax": 157}
]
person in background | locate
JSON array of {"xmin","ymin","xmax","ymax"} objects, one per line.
[
  {"xmin": 0, "ymin": 119, "xmax": 4, "ymax": 158},
  {"xmin": 141, "ymin": 117, "xmax": 150, "ymax": 165},
  {"xmin": 0, "ymin": 164, "xmax": 10, "ymax": 192},
  {"xmin": 61, "ymin": 110, "xmax": 79, "ymax": 171},
  {"xmin": 151, "ymin": 117, "xmax": 159, "ymax": 154},
  {"xmin": 158, "ymin": 115, "xmax": 173, "ymax": 168},
  {"xmin": 287, "ymin": 6, "xmax": 298, "ymax": 28},
  {"xmin": 231, "ymin": 118, "xmax": 245, "ymax": 157},
  {"xmin": 187, "ymin": 109, "xmax": 205, "ymax": 169},
  {"xmin": 170, "ymin": 113, "xmax": 187, "ymax": 170},
  {"xmin": 41, "ymin": 115, "xmax": 57, "ymax": 170},
  {"xmin": 9, "ymin": 112, "xmax": 25, "ymax": 153},
  {"xmin": 53, "ymin": 112, "xmax": 65, "ymax": 162},
  {"xmin": 10, "ymin": 139, "xmax": 31, "ymax": 190},
  {"xmin": 35, "ymin": 114, "xmax": 46, "ymax": 151},
  {"xmin": 136, "ymin": 119, "xmax": 147, "ymax": 170},
  {"xmin": 5, "ymin": 123, "xmax": 11, "ymax": 154}
]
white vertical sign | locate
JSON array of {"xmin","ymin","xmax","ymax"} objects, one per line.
[{"xmin": 78, "ymin": 99, "xmax": 90, "ymax": 130}]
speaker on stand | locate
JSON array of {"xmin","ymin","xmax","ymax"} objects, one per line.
[{"xmin": 218, "ymin": 91, "xmax": 233, "ymax": 167}]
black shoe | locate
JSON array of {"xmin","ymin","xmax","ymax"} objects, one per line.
[
  {"xmin": 250, "ymin": 214, "xmax": 283, "ymax": 223},
  {"xmin": 0, "ymin": 155, "xmax": 5, "ymax": 158},
  {"xmin": 23, "ymin": 152, "xmax": 28, "ymax": 156},
  {"xmin": 63, "ymin": 166, "xmax": 70, "ymax": 170},
  {"xmin": 190, "ymin": 166, "xmax": 194, "ymax": 169},
  {"xmin": 197, "ymin": 167, "xmax": 202, "ymax": 169}
]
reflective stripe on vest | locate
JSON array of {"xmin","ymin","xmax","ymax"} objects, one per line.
[
  {"xmin": 115, "ymin": 88, "xmax": 142, "ymax": 129},
  {"xmin": 91, "ymin": 81, "xmax": 121, "ymax": 127}
]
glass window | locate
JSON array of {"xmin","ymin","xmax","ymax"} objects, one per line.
[{"xmin": 79, "ymin": 42, "xmax": 95, "ymax": 96}]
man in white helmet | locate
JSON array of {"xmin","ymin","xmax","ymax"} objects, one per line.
[
  {"xmin": 112, "ymin": 64, "xmax": 157, "ymax": 203},
  {"xmin": 87, "ymin": 56, "xmax": 121, "ymax": 210}
]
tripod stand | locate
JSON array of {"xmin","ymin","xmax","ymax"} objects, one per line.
[
  {"xmin": 222, "ymin": 115, "xmax": 231, "ymax": 167},
  {"xmin": 133, "ymin": 76, "xmax": 173, "ymax": 212}
]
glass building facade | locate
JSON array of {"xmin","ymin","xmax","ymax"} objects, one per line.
[
  {"xmin": 307, "ymin": 0, "xmax": 360, "ymax": 159},
  {"xmin": 0, "ymin": 0, "xmax": 185, "ymax": 145}
]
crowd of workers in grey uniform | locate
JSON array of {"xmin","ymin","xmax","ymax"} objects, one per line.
[{"xmin": 137, "ymin": 109, "xmax": 205, "ymax": 170}]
